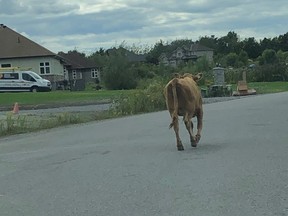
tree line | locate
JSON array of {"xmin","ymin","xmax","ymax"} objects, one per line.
[{"xmin": 76, "ymin": 31, "xmax": 288, "ymax": 89}]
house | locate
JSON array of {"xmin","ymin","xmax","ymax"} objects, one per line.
[
  {"xmin": 159, "ymin": 43, "xmax": 213, "ymax": 67},
  {"xmin": 58, "ymin": 51, "xmax": 101, "ymax": 91},
  {"xmin": 0, "ymin": 24, "xmax": 65, "ymax": 89}
]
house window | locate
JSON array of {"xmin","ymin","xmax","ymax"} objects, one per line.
[
  {"xmin": 79, "ymin": 72, "xmax": 83, "ymax": 79},
  {"xmin": 40, "ymin": 62, "xmax": 50, "ymax": 74},
  {"xmin": 1, "ymin": 63, "xmax": 11, "ymax": 68},
  {"xmin": 91, "ymin": 69, "xmax": 99, "ymax": 79},
  {"xmin": 72, "ymin": 70, "xmax": 77, "ymax": 79},
  {"xmin": 63, "ymin": 67, "xmax": 68, "ymax": 80}
]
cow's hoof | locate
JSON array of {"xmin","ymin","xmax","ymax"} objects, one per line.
[
  {"xmin": 191, "ymin": 137, "xmax": 197, "ymax": 147},
  {"xmin": 191, "ymin": 141, "xmax": 197, "ymax": 147},
  {"xmin": 177, "ymin": 145, "xmax": 184, "ymax": 151},
  {"xmin": 196, "ymin": 134, "xmax": 201, "ymax": 143}
]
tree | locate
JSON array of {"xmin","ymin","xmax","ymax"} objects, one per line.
[
  {"xmin": 216, "ymin": 31, "xmax": 241, "ymax": 55},
  {"xmin": 146, "ymin": 40, "xmax": 167, "ymax": 64},
  {"xmin": 242, "ymin": 37, "xmax": 262, "ymax": 59},
  {"xmin": 238, "ymin": 50, "xmax": 249, "ymax": 65},
  {"xmin": 225, "ymin": 53, "xmax": 238, "ymax": 67},
  {"xmin": 102, "ymin": 49, "xmax": 137, "ymax": 90},
  {"xmin": 278, "ymin": 33, "xmax": 288, "ymax": 51},
  {"xmin": 262, "ymin": 49, "xmax": 278, "ymax": 64},
  {"xmin": 88, "ymin": 48, "xmax": 109, "ymax": 68},
  {"xmin": 198, "ymin": 35, "xmax": 218, "ymax": 52}
]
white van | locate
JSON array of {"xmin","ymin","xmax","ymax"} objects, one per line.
[{"xmin": 0, "ymin": 70, "xmax": 51, "ymax": 92}]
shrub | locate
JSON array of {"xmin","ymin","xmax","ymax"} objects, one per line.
[{"xmin": 111, "ymin": 79, "xmax": 166, "ymax": 115}]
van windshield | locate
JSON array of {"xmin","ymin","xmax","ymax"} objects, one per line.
[{"xmin": 29, "ymin": 72, "xmax": 42, "ymax": 80}]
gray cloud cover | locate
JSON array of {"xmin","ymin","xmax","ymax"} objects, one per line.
[{"xmin": 1, "ymin": 0, "xmax": 287, "ymax": 53}]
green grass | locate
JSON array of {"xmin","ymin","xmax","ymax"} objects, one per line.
[
  {"xmin": 0, "ymin": 90, "xmax": 136, "ymax": 106},
  {"xmin": 1, "ymin": 82, "xmax": 287, "ymax": 107},
  {"xmin": 248, "ymin": 82, "xmax": 288, "ymax": 94},
  {"xmin": 229, "ymin": 81, "xmax": 288, "ymax": 94}
]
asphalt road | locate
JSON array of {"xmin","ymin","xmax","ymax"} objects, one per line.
[{"xmin": 0, "ymin": 92, "xmax": 288, "ymax": 216}]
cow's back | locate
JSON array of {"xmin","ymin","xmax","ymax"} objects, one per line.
[{"xmin": 164, "ymin": 76, "xmax": 202, "ymax": 116}]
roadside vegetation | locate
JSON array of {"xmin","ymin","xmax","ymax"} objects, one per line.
[{"xmin": 1, "ymin": 81, "xmax": 287, "ymax": 137}]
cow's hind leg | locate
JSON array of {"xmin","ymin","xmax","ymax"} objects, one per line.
[
  {"xmin": 195, "ymin": 109, "xmax": 203, "ymax": 144},
  {"xmin": 184, "ymin": 114, "xmax": 197, "ymax": 147},
  {"xmin": 171, "ymin": 117, "xmax": 184, "ymax": 151}
]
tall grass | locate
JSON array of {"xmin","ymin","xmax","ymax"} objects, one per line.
[
  {"xmin": 0, "ymin": 113, "xmax": 28, "ymax": 135},
  {"xmin": 111, "ymin": 79, "xmax": 166, "ymax": 115}
]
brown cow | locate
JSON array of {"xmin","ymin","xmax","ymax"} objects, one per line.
[{"xmin": 164, "ymin": 73, "xmax": 203, "ymax": 151}]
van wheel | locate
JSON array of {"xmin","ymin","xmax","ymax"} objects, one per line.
[{"xmin": 31, "ymin": 87, "xmax": 38, "ymax": 92}]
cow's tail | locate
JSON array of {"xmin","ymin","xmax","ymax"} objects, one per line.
[{"xmin": 169, "ymin": 78, "xmax": 179, "ymax": 129}]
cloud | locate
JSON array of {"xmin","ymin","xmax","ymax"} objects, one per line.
[{"xmin": 1, "ymin": 0, "xmax": 287, "ymax": 53}]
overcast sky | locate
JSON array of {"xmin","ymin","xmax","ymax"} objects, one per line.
[{"xmin": 1, "ymin": 0, "xmax": 287, "ymax": 54}]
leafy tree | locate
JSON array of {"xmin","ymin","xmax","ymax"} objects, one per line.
[
  {"xmin": 225, "ymin": 53, "xmax": 238, "ymax": 67},
  {"xmin": 216, "ymin": 31, "xmax": 241, "ymax": 55},
  {"xmin": 238, "ymin": 50, "xmax": 249, "ymax": 66},
  {"xmin": 194, "ymin": 56, "xmax": 212, "ymax": 72},
  {"xmin": 88, "ymin": 48, "xmax": 108, "ymax": 68},
  {"xmin": 276, "ymin": 50, "xmax": 288, "ymax": 63},
  {"xmin": 261, "ymin": 49, "xmax": 278, "ymax": 64},
  {"xmin": 102, "ymin": 49, "xmax": 137, "ymax": 90},
  {"xmin": 146, "ymin": 40, "xmax": 167, "ymax": 64},
  {"xmin": 169, "ymin": 39, "xmax": 192, "ymax": 51},
  {"xmin": 260, "ymin": 38, "xmax": 274, "ymax": 52},
  {"xmin": 242, "ymin": 37, "xmax": 262, "ymax": 59},
  {"xmin": 198, "ymin": 35, "xmax": 218, "ymax": 52},
  {"xmin": 278, "ymin": 32, "xmax": 288, "ymax": 51}
]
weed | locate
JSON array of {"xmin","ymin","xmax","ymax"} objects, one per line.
[{"xmin": 111, "ymin": 80, "xmax": 166, "ymax": 115}]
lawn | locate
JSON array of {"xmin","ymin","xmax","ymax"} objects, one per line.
[
  {"xmin": 1, "ymin": 82, "xmax": 288, "ymax": 107},
  {"xmin": 0, "ymin": 90, "xmax": 135, "ymax": 106},
  {"xmin": 228, "ymin": 81, "xmax": 288, "ymax": 94},
  {"xmin": 248, "ymin": 82, "xmax": 288, "ymax": 94}
]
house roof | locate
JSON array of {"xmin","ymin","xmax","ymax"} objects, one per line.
[
  {"xmin": 189, "ymin": 43, "xmax": 214, "ymax": 51},
  {"xmin": 0, "ymin": 24, "xmax": 56, "ymax": 59},
  {"xmin": 58, "ymin": 51, "xmax": 98, "ymax": 69}
]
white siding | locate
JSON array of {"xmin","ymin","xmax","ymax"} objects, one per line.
[{"xmin": 0, "ymin": 56, "xmax": 64, "ymax": 76}]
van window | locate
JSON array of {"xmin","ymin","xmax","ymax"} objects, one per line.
[
  {"xmin": 22, "ymin": 73, "xmax": 36, "ymax": 82},
  {"xmin": 0, "ymin": 73, "xmax": 19, "ymax": 79}
]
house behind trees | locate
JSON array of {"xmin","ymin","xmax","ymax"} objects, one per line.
[{"xmin": 159, "ymin": 43, "xmax": 213, "ymax": 67}]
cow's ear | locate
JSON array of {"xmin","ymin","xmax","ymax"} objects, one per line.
[{"xmin": 193, "ymin": 73, "xmax": 203, "ymax": 82}]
